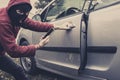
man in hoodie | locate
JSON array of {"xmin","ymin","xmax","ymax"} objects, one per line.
[{"xmin": 0, "ymin": 0, "xmax": 68, "ymax": 80}]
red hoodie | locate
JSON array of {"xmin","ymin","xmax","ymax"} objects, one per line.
[{"xmin": 0, "ymin": 0, "xmax": 53, "ymax": 58}]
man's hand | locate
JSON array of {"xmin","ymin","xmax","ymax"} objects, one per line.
[
  {"xmin": 54, "ymin": 22, "xmax": 76, "ymax": 30},
  {"xmin": 35, "ymin": 36, "xmax": 49, "ymax": 49}
]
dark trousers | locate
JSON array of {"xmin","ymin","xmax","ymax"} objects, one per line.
[{"xmin": 0, "ymin": 55, "xmax": 30, "ymax": 80}]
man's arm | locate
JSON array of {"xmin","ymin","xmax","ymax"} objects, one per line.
[
  {"xmin": 0, "ymin": 23, "xmax": 36, "ymax": 58},
  {"xmin": 0, "ymin": 24, "xmax": 50, "ymax": 58},
  {"xmin": 22, "ymin": 18, "xmax": 54, "ymax": 32}
]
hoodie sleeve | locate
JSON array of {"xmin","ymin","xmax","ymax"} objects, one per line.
[
  {"xmin": 22, "ymin": 18, "xmax": 54, "ymax": 32},
  {"xmin": 0, "ymin": 23, "xmax": 36, "ymax": 58}
]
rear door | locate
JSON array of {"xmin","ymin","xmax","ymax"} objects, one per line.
[{"xmin": 86, "ymin": 0, "xmax": 120, "ymax": 80}]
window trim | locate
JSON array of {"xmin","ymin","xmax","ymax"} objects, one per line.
[{"xmin": 90, "ymin": 1, "xmax": 120, "ymax": 12}]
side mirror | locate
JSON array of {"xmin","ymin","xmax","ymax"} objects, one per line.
[{"xmin": 32, "ymin": 14, "xmax": 42, "ymax": 21}]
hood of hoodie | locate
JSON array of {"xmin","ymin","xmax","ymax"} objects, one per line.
[
  {"xmin": 8, "ymin": 0, "xmax": 32, "ymax": 26},
  {"xmin": 7, "ymin": 0, "xmax": 32, "ymax": 10},
  {"xmin": 0, "ymin": 0, "xmax": 32, "ymax": 24}
]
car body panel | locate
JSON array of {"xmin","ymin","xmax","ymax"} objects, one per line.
[
  {"xmin": 86, "ymin": 2, "xmax": 120, "ymax": 80},
  {"xmin": 17, "ymin": 28, "xmax": 33, "ymax": 45}
]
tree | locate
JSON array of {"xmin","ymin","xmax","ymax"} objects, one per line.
[{"xmin": 34, "ymin": 0, "xmax": 52, "ymax": 9}]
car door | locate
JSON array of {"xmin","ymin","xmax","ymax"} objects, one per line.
[
  {"xmin": 32, "ymin": 0, "xmax": 87, "ymax": 77},
  {"xmin": 86, "ymin": 0, "xmax": 120, "ymax": 80}
]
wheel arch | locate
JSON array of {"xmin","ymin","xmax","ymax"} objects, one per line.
[{"xmin": 19, "ymin": 38, "xmax": 29, "ymax": 45}]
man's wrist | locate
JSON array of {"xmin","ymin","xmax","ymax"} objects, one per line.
[
  {"xmin": 35, "ymin": 44, "xmax": 41, "ymax": 49},
  {"xmin": 53, "ymin": 24, "xmax": 59, "ymax": 30}
]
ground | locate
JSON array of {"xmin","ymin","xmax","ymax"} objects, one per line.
[{"xmin": 0, "ymin": 57, "xmax": 72, "ymax": 80}]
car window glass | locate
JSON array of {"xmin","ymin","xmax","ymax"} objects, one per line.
[
  {"xmin": 46, "ymin": 0, "xmax": 84, "ymax": 21},
  {"xmin": 93, "ymin": 0, "xmax": 120, "ymax": 10}
]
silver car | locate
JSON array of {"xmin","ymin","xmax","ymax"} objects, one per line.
[{"xmin": 17, "ymin": 0, "xmax": 120, "ymax": 80}]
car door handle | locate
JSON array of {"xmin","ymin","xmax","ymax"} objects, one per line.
[
  {"xmin": 66, "ymin": 23, "xmax": 76, "ymax": 30},
  {"xmin": 54, "ymin": 22, "xmax": 76, "ymax": 30}
]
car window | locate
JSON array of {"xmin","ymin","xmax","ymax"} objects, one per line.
[
  {"xmin": 93, "ymin": 0, "xmax": 120, "ymax": 10},
  {"xmin": 45, "ymin": 0, "xmax": 84, "ymax": 21}
]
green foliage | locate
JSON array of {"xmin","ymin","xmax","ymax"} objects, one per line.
[{"xmin": 34, "ymin": 0, "xmax": 52, "ymax": 9}]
